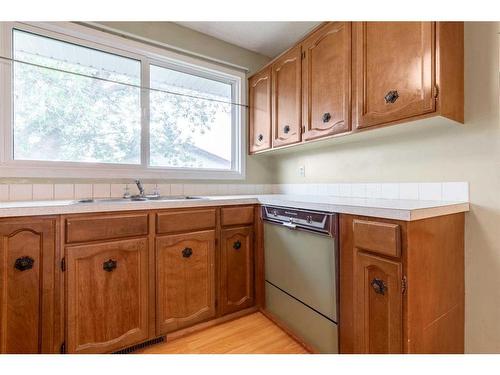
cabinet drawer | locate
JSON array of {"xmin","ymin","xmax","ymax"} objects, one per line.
[
  {"xmin": 66, "ymin": 213, "xmax": 149, "ymax": 244},
  {"xmin": 156, "ymin": 209, "xmax": 216, "ymax": 234},
  {"xmin": 221, "ymin": 206, "xmax": 254, "ymax": 227},
  {"xmin": 353, "ymin": 219, "xmax": 401, "ymax": 257}
]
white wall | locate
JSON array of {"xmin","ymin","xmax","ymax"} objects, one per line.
[{"xmin": 267, "ymin": 22, "xmax": 500, "ymax": 353}]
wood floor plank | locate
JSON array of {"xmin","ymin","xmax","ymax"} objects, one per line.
[{"xmin": 136, "ymin": 312, "xmax": 309, "ymax": 354}]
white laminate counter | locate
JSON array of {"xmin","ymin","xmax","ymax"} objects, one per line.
[{"xmin": 0, "ymin": 194, "xmax": 469, "ymax": 221}]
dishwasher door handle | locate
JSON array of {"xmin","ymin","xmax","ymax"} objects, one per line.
[{"xmin": 282, "ymin": 222, "xmax": 297, "ymax": 230}]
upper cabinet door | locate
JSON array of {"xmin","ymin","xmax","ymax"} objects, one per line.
[
  {"xmin": 249, "ymin": 67, "xmax": 272, "ymax": 153},
  {"xmin": 0, "ymin": 219, "xmax": 56, "ymax": 354},
  {"xmin": 272, "ymin": 45, "xmax": 302, "ymax": 147},
  {"xmin": 66, "ymin": 238, "xmax": 149, "ymax": 354},
  {"xmin": 302, "ymin": 22, "xmax": 351, "ymax": 140},
  {"xmin": 354, "ymin": 22, "xmax": 436, "ymax": 129}
]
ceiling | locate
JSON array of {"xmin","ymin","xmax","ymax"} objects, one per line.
[{"xmin": 175, "ymin": 22, "xmax": 321, "ymax": 58}]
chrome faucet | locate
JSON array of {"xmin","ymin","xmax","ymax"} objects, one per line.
[{"xmin": 135, "ymin": 179, "xmax": 145, "ymax": 197}]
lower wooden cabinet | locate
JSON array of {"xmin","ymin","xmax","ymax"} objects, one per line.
[
  {"xmin": 156, "ymin": 230, "xmax": 216, "ymax": 334},
  {"xmin": 220, "ymin": 226, "xmax": 255, "ymax": 315},
  {"xmin": 353, "ymin": 252, "xmax": 402, "ymax": 353},
  {"xmin": 0, "ymin": 217, "xmax": 57, "ymax": 354},
  {"xmin": 65, "ymin": 238, "xmax": 149, "ymax": 354},
  {"xmin": 340, "ymin": 213, "xmax": 465, "ymax": 354}
]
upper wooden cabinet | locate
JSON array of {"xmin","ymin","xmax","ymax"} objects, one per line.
[
  {"xmin": 0, "ymin": 217, "xmax": 57, "ymax": 354},
  {"xmin": 248, "ymin": 22, "xmax": 463, "ymax": 154},
  {"xmin": 352, "ymin": 22, "xmax": 463, "ymax": 129},
  {"xmin": 353, "ymin": 22, "xmax": 435, "ymax": 128},
  {"xmin": 249, "ymin": 67, "xmax": 272, "ymax": 153},
  {"xmin": 65, "ymin": 238, "xmax": 149, "ymax": 354},
  {"xmin": 302, "ymin": 22, "xmax": 351, "ymax": 140},
  {"xmin": 271, "ymin": 45, "xmax": 302, "ymax": 148}
]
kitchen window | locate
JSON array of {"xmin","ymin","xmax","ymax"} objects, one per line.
[{"xmin": 0, "ymin": 22, "xmax": 245, "ymax": 179}]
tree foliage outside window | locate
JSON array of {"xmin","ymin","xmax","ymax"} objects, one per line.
[{"xmin": 12, "ymin": 29, "xmax": 233, "ymax": 170}]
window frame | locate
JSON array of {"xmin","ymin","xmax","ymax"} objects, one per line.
[{"xmin": 0, "ymin": 22, "xmax": 246, "ymax": 180}]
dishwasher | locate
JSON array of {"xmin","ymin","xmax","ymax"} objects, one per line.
[{"xmin": 262, "ymin": 205, "xmax": 338, "ymax": 353}]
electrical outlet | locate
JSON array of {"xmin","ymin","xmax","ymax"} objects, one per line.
[{"xmin": 299, "ymin": 165, "xmax": 306, "ymax": 177}]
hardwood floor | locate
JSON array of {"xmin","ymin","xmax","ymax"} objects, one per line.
[{"xmin": 136, "ymin": 312, "xmax": 309, "ymax": 354}]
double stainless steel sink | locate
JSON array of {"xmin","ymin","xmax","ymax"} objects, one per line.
[
  {"xmin": 73, "ymin": 180, "xmax": 205, "ymax": 204},
  {"xmin": 75, "ymin": 195, "xmax": 203, "ymax": 204}
]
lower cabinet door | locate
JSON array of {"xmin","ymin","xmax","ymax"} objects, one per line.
[
  {"xmin": 0, "ymin": 218, "xmax": 57, "ymax": 354},
  {"xmin": 353, "ymin": 252, "xmax": 403, "ymax": 353},
  {"xmin": 156, "ymin": 230, "xmax": 216, "ymax": 334},
  {"xmin": 66, "ymin": 238, "xmax": 149, "ymax": 354},
  {"xmin": 220, "ymin": 226, "xmax": 254, "ymax": 315}
]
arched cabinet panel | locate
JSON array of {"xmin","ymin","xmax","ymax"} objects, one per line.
[
  {"xmin": 156, "ymin": 230, "xmax": 216, "ymax": 334},
  {"xmin": 0, "ymin": 219, "xmax": 57, "ymax": 354},
  {"xmin": 220, "ymin": 226, "xmax": 254, "ymax": 315},
  {"xmin": 353, "ymin": 252, "xmax": 403, "ymax": 353}
]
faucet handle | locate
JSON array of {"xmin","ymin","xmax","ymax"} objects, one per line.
[{"xmin": 123, "ymin": 185, "xmax": 131, "ymax": 199}]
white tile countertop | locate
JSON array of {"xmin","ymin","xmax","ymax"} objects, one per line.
[{"xmin": 0, "ymin": 194, "xmax": 469, "ymax": 221}]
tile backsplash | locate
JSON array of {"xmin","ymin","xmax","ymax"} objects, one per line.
[
  {"xmin": 0, "ymin": 182, "xmax": 469, "ymax": 203},
  {"xmin": 274, "ymin": 182, "xmax": 469, "ymax": 202}
]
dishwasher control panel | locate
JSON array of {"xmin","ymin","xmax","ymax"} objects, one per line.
[{"xmin": 262, "ymin": 205, "xmax": 335, "ymax": 236}]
